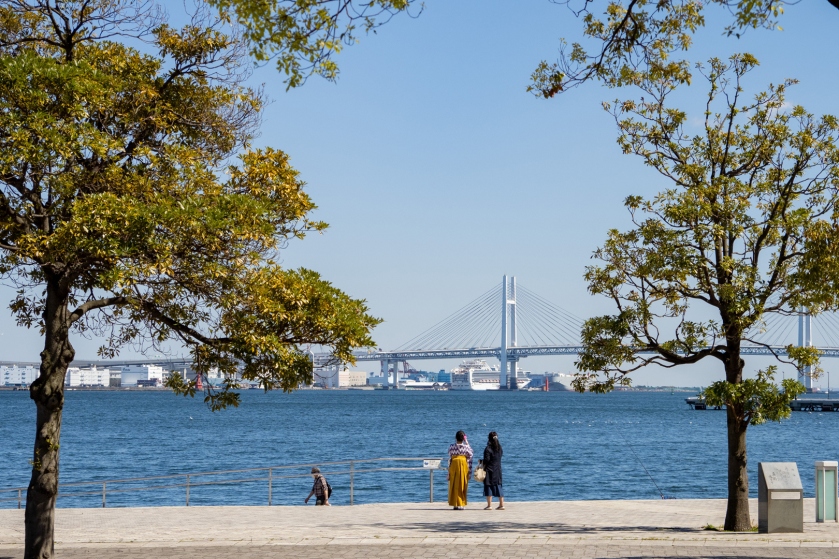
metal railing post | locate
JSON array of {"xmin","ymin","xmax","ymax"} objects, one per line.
[{"xmin": 0, "ymin": 457, "xmax": 450, "ymax": 510}]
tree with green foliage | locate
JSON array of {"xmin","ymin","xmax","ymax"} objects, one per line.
[
  {"xmin": 208, "ymin": 0, "xmax": 418, "ymax": 88},
  {"xmin": 575, "ymin": 54, "xmax": 839, "ymax": 531},
  {"xmin": 0, "ymin": 1, "xmax": 408, "ymax": 557},
  {"xmin": 531, "ymin": 0, "xmax": 839, "ymax": 98}
]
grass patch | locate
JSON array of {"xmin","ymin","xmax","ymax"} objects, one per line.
[{"xmin": 702, "ymin": 524, "xmax": 759, "ymax": 532}]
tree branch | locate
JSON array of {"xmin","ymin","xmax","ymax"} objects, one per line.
[
  {"xmin": 138, "ymin": 300, "xmax": 233, "ymax": 347},
  {"xmin": 68, "ymin": 296, "xmax": 128, "ymax": 324}
]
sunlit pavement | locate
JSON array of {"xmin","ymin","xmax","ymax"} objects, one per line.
[{"xmin": 1, "ymin": 499, "xmax": 838, "ymax": 558}]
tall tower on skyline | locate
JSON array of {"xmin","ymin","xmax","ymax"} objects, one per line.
[{"xmin": 499, "ymin": 275, "xmax": 518, "ymax": 390}]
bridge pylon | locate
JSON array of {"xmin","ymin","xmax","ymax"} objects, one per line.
[
  {"xmin": 499, "ymin": 276, "xmax": 518, "ymax": 390},
  {"xmin": 798, "ymin": 310, "xmax": 813, "ymax": 391},
  {"xmin": 385, "ymin": 359, "xmax": 399, "ymax": 390}
]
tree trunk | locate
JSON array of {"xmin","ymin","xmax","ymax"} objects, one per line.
[
  {"xmin": 25, "ymin": 277, "xmax": 74, "ymax": 559},
  {"xmin": 723, "ymin": 347, "xmax": 751, "ymax": 532},
  {"xmin": 724, "ymin": 407, "xmax": 750, "ymax": 531}
]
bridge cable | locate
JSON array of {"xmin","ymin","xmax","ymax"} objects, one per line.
[
  {"xmin": 517, "ymin": 288, "xmax": 583, "ymax": 344},
  {"xmin": 518, "ymin": 286, "xmax": 585, "ymax": 341},
  {"xmin": 519, "ymin": 302, "xmax": 575, "ymax": 345},
  {"xmin": 815, "ymin": 314, "xmax": 839, "ymax": 347},
  {"xmin": 513, "ymin": 300, "xmax": 548, "ymax": 347},
  {"xmin": 518, "ymin": 284, "xmax": 587, "ymax": 325},
  {"xmin": 765, "ymin": 314, "xmax": 797, "ymax": 347},
  {"xmin": 475, "ymin": 307, "xmax": 502, "ymax": 348},
  {"xmin": 516, "ymin": 295, "xmax": 573, "ymax": 343},
  {"xmin": 519, "ymin": 297, "xmax": 564, "ymax": 346},
  {"xmin": 460, "ymin": 301, "xmax": 497, "ymax": 347},
  {"xmin": 512, "ymin": 303, "xmax": 538, "ymax": 346},
  {"xmin": 397, "ymin": 284, "xmax": 498, "ymax": 349},
  {"xmin": 774, "ymin": 314, "xmax": 796, "ymax": 345},
  {"xmin": 820, "ymin": 313, "xmax": 839, "ymax": 346},
  {"xmin": 417, "ymin": 303, "xmax": 488, "ymax": 350},
  {"xmin": 447, "ymin": 297, "xmax": 497, "ymax": 349},
  {"xmin": 448, "ymin": 290, "xmax": 500, "ymax": 348},
  {"xmin": 825, "ymin": 314, "xmax": 839, "ymax": 347},
  {"xmin": 432, "ymin": 294, "xmax": 498, "ymax": 349},
  {"xmin": 397, "ymin": 285, "xmax": 498, "ymax": 350},
  {"xmin": 748, "ymin": 313, "xmax": 783, "ymax": 346},
  {"xmin": 516, "ymin": 301, "xmax": 546, "ymax": 346}
]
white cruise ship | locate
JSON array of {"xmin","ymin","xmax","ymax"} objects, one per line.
[
  {"xmin": 547, "ymin": 373, "xmax": 574, "ymax": 391},
  {"xmin": 449, "ymin": 359, "xmax": 530, "ymax": 391}
]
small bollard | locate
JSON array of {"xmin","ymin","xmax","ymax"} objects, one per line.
[
  {"xmin": 816, "ymin": 461, "xmax": 838, "ymax": 523},
  {"xmin": 268, "ymin": 468, "xmax": 273, "ymax": 506},
  {"xmin": 350, "ymin": 461, "xmax": 355, "ymax": 506},
  {"xmin": 423, "ymin": 459, "xmax": 441, "ymax": 503}
]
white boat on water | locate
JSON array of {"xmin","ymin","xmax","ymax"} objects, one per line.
[
  {"xmin": 400, "ymin": 379, "xmax": 447, "ymax": 390},
  {"xmin": 450, "ymin": 359, "xmax": 530, "ymax": 391},
  {"xmin": 547, "ymin": 373, "xmax": 574, "ymax": 391}
]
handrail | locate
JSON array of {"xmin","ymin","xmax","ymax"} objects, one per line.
[{"xmin": 0, "ymin": 457, "xmax": 446, "ymax": 509}]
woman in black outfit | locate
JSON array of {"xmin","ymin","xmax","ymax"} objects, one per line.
[{"xmin": 482, "ymin": 431, "xmax": 504, "ymax": 510}]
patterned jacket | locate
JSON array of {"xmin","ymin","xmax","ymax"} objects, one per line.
[{"xmin": 448, "ymin": 442, "xmax": 474, "ymax": 476}]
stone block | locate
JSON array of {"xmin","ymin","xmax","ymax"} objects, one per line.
[{"xmin": 758, "ymin": 462, "xmax": 803, "ymax": 534}]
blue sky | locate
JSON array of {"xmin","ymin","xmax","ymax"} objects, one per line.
[{"xmin": 2, "ymin": 0, "xmax": 838, "ymax": 386}]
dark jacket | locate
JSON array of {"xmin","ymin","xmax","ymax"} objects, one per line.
[{"xmin": 482, "ymin": 445, "xmax": 503, "ymax": 486}]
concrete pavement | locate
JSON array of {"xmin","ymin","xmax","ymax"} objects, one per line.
[{"xmin": 1, "ymin": 499, "xmax": 838, "ymax": 558}]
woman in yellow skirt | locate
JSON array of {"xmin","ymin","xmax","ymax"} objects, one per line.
[{"xmin": 447, "ymin": 430, "xmax": 473, "ymax": 510}]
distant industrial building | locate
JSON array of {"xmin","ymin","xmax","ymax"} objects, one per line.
[
  {"xmin": 65, "ymin": 366, "xmax": 110, "ymax": 387},
  {"xmin": 313, "ymin": 366, "xmax": 367, "ymax": 388},
  {"xmin": 136, "ymin": 378, "xmax": 162, "ymax": 387},
  {"xmin": 1, "ymin": 361, "xmax": 225, "ymax": 388},
  {"xmin": 338, "ymin": 370, "xmax": 367, "ymax": 387},
  {"xmin": 1, "ymin": 364, "xmax": 38, "ymax": 386},
  {"xmin": 121, "ymin": 364, "xmax": 166, "ymax": 386},
  {"xmin": 167, "ymin": 365, "xmax": 223, "ymax": 382}
]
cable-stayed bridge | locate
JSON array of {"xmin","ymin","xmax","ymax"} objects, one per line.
[{"xmin": 334, "ymin": 276, "xmax": 839, "ymax": 390}]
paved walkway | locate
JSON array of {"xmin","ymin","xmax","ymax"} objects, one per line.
[{"xmin": 1, "ymin": 499, "xmax": 838, "ymax": 558}]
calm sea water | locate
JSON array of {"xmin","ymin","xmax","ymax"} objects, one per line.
[{"xmin": 1, "ymin": 389, "xmax": 837, "ymax": 508}]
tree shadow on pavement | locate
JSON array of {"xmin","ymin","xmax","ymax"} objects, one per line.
[
  {"xmin": 620, "ymin": 556, "xmax": 801, "ymax": 559},
  {"xmin": 369, "ymin": 520, "xmax": 710, "ymax": 535}
]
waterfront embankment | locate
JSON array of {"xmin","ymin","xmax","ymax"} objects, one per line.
[{"xmin": 1, "ymin": 499, "xmax": 838, "ymax": 558}]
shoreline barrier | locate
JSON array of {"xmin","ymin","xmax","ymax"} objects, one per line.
[{"xmin": 0, "ymin": 457, "xmax": 446, "ymax": 510}]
